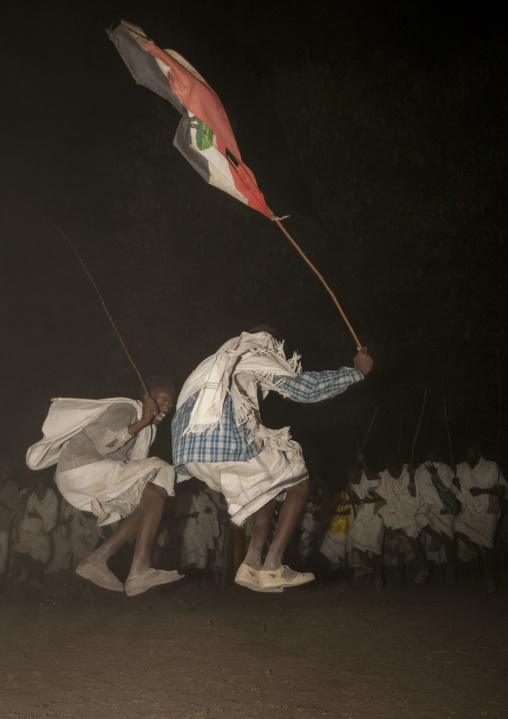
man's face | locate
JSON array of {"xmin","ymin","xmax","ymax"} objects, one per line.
[
  {"xmin": 33, "ymin": 481, "xmax": 48, "ymax": 501},
  {"xmin": 0, "ymin": 461, "xmax": 13, "ymax": 483},
  {"xmin": 348, "ymin": 468, "xmax": 362, "ymax": 485},
  {"xmin": 465, "ymin": 447, "xmax": 481, "ymax": 469},
  {"xmin": 151, "ymin": 387, "xmax": 175, "ymax": 426},
  {"xmin": 387, "ymin": 463, "xmax": 403, "ymax": 479}
]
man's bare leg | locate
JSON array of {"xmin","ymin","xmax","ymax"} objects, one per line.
[
  {"xmin": 371, "ymin": 552, "xmax": 384, "ymax": 589},
  {"xmin": 242, "ymin": 499, "xmax": 277, "ymax": 570},
  {"xmin": 78, "ymin": 484, "xmax": 182, "ymax": 593},
  {"xmin": 128, "ymin": 484, "xmax": 167, "ymax": 577},
  {"xmin": 262, "ymin": 478, "xmax": 309, "ymax": 570},
  {"xmin": 254, "ymin": 479, "xmax": 315, "ymax": 589},
  {"xmin": 85, "ymin": 483, "xmax": 164, "ymax": 566},
  {"xmin": 408, "ymin": 535, "xmax": 429, "ymax": 582},
  {"xmin": 442, "ymin": 533, "xmax": 456, "ymax": 582},
  {"xmin": 456, "ymin": 530, "xmax": 497, "ymax": 591}
]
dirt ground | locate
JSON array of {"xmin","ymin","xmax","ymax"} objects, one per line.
[{"xmin": 1, "ymin": 573, "xmax": 507, "ymax": 719}]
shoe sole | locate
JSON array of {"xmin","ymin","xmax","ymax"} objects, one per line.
[
  {"xmin": 259, "ymin": 575, "xmax": 315, "ymax": 590},
  {"xmin": 235, "ymin": 578, "xmax": 283, "ymax": 593},
  {"xmin": 75, "ymin": 563, "xmax": 124, "ymax": 592},
  {"xmin": 125, "ymin": 573, "xmax": 184, "ymax": 597}
]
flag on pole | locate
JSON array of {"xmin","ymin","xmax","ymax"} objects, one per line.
[{"xmin": 108, "ymin": 20, "xmax": 271, "ymax": 218}]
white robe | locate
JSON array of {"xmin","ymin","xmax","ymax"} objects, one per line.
[
  {"xmin": 348, "ymin": 473, "xmax": 385, "ymax": 555},
  {"xmin": 70, "ymin": 507, "xmax": 104, "ymax": 566},
  {"xmin": 454, "ymin": 457, "xmax": 506, "ymax": 548},
  {"xmin": 16, "ymin": 488, "xmax": 58, "ymax": 563},
  {"xmin": 414, "ymin": 461, "xmax": 456, "ymax": 539},
  {"xmin": 376, "ymin": 466, "xmax": 422, "ymax": 539},
  {"xmin": 46, "ymin": 499, "xmax": 73, "ymax": 573},
  {"xmin": 181, "ymin": 490, "xmax": 219, "ymax": 569},
  {"xmin": 27, "ymin": 398, "xmax": 175, "ymax": 526}
]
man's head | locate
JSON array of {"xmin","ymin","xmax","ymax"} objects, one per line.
[
  {"xmin": 346, "ymin": 464, "xmax": 362, "ymax": 485},
  {"xmin": 385, "ymin": 456, "xmax": 404, "ymax": 479},
  {"xmin": 0, "ymin": 456, "xmax": 15, "ymax": 484},
  {"xmin": 424, "ymin": 446, "xmax": 441, "ymax": 463},
  {"xmin": 32, "ymin": 476, "xmax": 49, "ymax": 501},
  {"xmin": 140, "ymin": 376, "xmax": 176, "ymax": 426},
  {"xmin": 465, "ymin": 441, "xmax": 482, "ymax": 469},
  {"xmin": 247, "ymin": 325, "xmax": 281, "ymax": 341}
]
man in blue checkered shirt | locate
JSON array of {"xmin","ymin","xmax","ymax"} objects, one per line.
[{"xmin": 172, "ymin": 329, "xmax": 373, "ymax": 591}]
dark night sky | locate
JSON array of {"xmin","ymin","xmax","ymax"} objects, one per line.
[{"xmin": 1, "ymin": 1, "xmax": 507, "ymax": 485}]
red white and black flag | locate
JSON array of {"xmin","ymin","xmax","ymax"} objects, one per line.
[{"xmin": 108, "ymin": 20, "xmax": 271, "ymax": 218}]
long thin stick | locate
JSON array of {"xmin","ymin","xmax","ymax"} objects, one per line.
[
  {"xmin": 51, "ymin": 223, "xmax": 149, "ymax": 395},
  {"xmin": 443, "ymin": 397, "xmax": 456, "ymax": 475},
  {"xmin": 270, "ymin": 213, "xmax": 362, "ymax": 350},
  {"xmin": 496, "ymin": 347, "xmax": 501, "ymax": 484},
  {"xmin": 410, "ymin": 387, "xmax": 427, "ymax": 468},
  {"xmin": 396, "ymin": 408, "xmax": 402, "ymax": 456},
  {"xmin": 348, "ymin": 401, "xmax": 360, "ymax": 449},
  {"xmin": 360, "ymin": 405, "xmax": 378, "ymax": 452}
]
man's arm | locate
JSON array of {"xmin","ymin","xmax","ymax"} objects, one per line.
[
  {"xmin": 83, "ymin": 402, "xmax": 155, "ymax": 455},
  {"xmin": 274, "ymin": 347, "xmax": 373, "ymax": 404},
  {"xmin": 469, "ymin": 486, "xmax": 505, "ymax": 497}
]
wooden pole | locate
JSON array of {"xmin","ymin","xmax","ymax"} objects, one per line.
[
  {"xmin": 397, "ymin": 413, "xmax": 402, "ymax": 457},
  {"xmin": 270, "ymin": 213, "xmax": 362, "ymax": 350},
  {"xmin": 360, "ymin": 405, "xmax": 379, "ymax": 452},
  {"xmin": 348, "ymin": 401, "xmax": 360, "ymax": 450},
  {"xmin": 443, "ymin": 397, "xmax": 456, "ymax": 475},
  {"xmin": 410, "ymin": 387, "xmax": 427, "ymax": 468},
  {"xmin": 497, "ymin": 348, "xmax": 501, "ymax": 484},
  {"xmin": 51, "ymin": 223, "xmax": 149, "ymax": 396}
]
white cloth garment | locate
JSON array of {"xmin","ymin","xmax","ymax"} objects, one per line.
[
  {"xmin": 27, "ymin": 398, "xmax": 175, "ymax": 526},
  {"xmin": 185, "ymin": 445, "xmax": 308, "ymax": 526},
  {"xmin": 70, "ymin": 507, "xmax": 104, "ymax": 566},
  {"xmin": 181, "ymin": 490, "xmax": 220, "ymax": 569},
  {"xmin": 16, "ymin": 488, "xmax": 58, "ymax": 563},
  {"xmin": 46, "ymin": 498, "xmax": 73, "ymax": 573},
  {"xmin": 454, "ymin": 457, "xmax": 506, "ymax": 548},
  {"xmin": 320, "ymin": 531, "xmax": 348, "ymax": 566},
  {"xmin": 177, "ymin": 331, "xmax": 302, "ymax": 453},
  {"xmin": 348, "ymin": 473, "xmax": 385, "ymax": 555},
  {"xmin": 376, "ymin": 466, "xmax": 422, "ymax": 539},
  {"xmin": 414, "ymin": 461, "xmax": 456, "ymax": 539},
  {"xmin": 27, "ymin": 398, "xmax": 147, "ymax": 470}
]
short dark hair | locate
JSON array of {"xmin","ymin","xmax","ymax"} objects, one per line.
[
  {"xmin": 139, "ymin": 375, "xmax": 176, "ymax": 399},
  {"xmin": 247, "ymin": 325, "xmax": 281, "ymax": 341}
]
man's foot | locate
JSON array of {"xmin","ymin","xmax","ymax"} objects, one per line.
[
  {"xmin": 124, "ymin": 569, "xmax": 184, "ymax": 597},
  {"xmin": 234, "ymin": 563, "xmax": 283, "ymax": 593},
  {"xmin": 258, "ymin": 565, "xmax": 315, "ymax": 590},
  {"xmin": 413, "ymin": 568, "xmax": 430, "ymax": 584},
  {"xmin": 76, "ymin": 558, "xmax": 124, "ymax": 592}
]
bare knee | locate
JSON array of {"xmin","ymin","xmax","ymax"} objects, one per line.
[
  {"xmin": 141, "ymin": 483, "xmax": 167, "ymax": 505},
  {"xmin": 286, "ymin": 478, "xmax": 309, "ymax": 499}
]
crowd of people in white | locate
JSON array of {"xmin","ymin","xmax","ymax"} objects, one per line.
[{"xmin": 1, "ymin": 438, "xmax": 506, "ymax": 595}]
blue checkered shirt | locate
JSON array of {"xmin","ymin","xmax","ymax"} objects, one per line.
[{"xmin": 172, "ymin": 367, "xmax": 364, "ymax": 475}]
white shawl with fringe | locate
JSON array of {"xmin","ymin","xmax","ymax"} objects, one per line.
[
  {"xmin": 26, "ymin": 397, "xmax": 151, "ymax": 470},
  {"xmin": 177, "ymin": 331, "xmax": 302, "ymax": 450}
]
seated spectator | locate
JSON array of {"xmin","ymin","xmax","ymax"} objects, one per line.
[
  {"xmin": 0, "ymin": 455, "xmax": 19, "ymax": 584},
  {"xmin": 453, "ymin": 441, "xmax": 506, "ymax": 593},
  {"xmin": 14, "ymin": 475, "xmax": 57, "ymax": 589}
]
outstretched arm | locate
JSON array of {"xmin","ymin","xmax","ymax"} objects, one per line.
[{"xmin": 275, "ymin": 348, "xmax": 373, "ymax": 404}]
